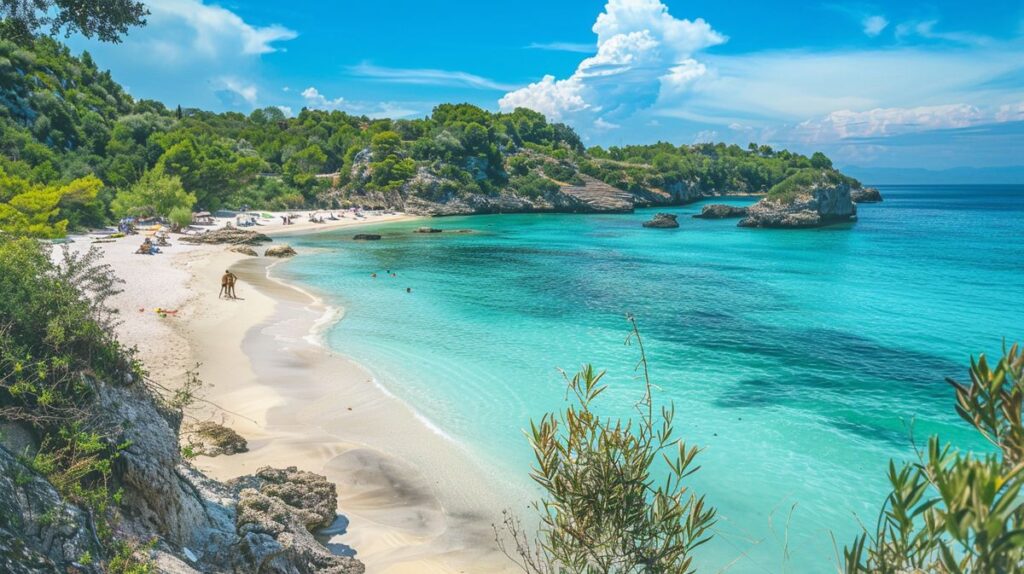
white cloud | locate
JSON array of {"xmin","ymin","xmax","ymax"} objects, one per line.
[
  {"xmin": 794, "ymin": 104, "xmax": 985, "ymax": 142},
  {"xmin": 300, "ymin": 85, "xmax": 421, "ymax": 119},
  {"xmin": 145, "ymin": 0, "xmax": 296, "ymax": 59},
  {"xmin": 499, "ymin": 0, "xmax": 725, "ymax": 124},
  {"xmin": 526, "ymin": 42, "xmax": 594, "ymax": 53},
  {"xmin": 349, "ymin": 63, "xmax": 516, "ymax": 91},
  {"xmin": 302, "ymin": 86, "xmax": 345, "ymax": 108},
  {"xmin": 218, "ymin": 77, "xmax": 259, "ymax": 106},
  {"xmin": 862, "ymin": 15, "xmax": 888, "ymax": 37},
  {"xmin": 276, "ymin": 105, "xmax": 294, "ymax": 117},
  {"xmin": 71, "ymin": 0, "xmax": 296, "ymax": 111},
  {"xmin": 894, "ymin": 20, "xmax": 993, "ymax": 46}
]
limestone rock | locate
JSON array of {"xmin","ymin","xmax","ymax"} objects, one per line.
[
  {"xmin": 181, "ymin": 228, "xmax": 272, "ymax": 246},
  {"xmin": 693, "ymin": 204, "xmax": 749, "ymax": 219},
  {"xmin": 352, "ymin": 234, "xmax": 381, "ymax": 241},
  {"xmin": 229, "ymin": 246, "xmax": 259, "ymax": 256},
  {"xmin": 642, "ymin": 213, "xmax": 680, "ymax": 228},
  {"xmin": 231, "ymin": 467, "xmax": 363, "ymax": 574},
  {"xmin": 851, "ymin": 187, "xmax": 884, "ymax": 203},
  {"xmin": 739, "ymin": 179, "xmax": 856, "ymax": 229},
  {"xmin": 0, "ymin": 446, "xmax": 103, "ymax": 574},
  {"xmin": 264, "ymin": 245, "xmax": 297, "ymax": 258},
  {"xmin": 186, "ymin": 422, "xmax": 248, "ymax": 457},
  {"xmin": 414, "ymin": 227, "xmax": 443, "ymax": 233}
]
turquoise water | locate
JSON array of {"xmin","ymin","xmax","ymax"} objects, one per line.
[{"xmin": 279, "ymin": 185, "xmax": 1024, "ymax": 572}]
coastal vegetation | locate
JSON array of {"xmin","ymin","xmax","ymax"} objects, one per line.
[{"xmin": 0, "ymin": 34, "xmax": 863, "ymax": 235}]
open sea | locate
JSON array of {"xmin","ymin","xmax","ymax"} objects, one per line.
[{"xmin": 278, "ymin": 185, "xmax": 1024, "ymax": 573}]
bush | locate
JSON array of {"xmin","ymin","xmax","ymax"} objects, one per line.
[
  {"xmin": 497, "ymin": 318, "xmax": 716, "ymax": 573},
  {"xmin": 844, "ymin": 344, "xmax": 1024, "ymax": 572}
]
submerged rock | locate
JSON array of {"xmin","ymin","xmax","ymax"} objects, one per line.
[
  {"xmin": 642, "ymin": 213, "xmax": 680, "ymax": 228},
  {"xmin": 264, "ymin": 244, "xmax": 297, "ymax": 257},
  {"xmin": 851, "ymin": 187, "xmax": 884, "ymax": 203},
  {"xmin": 352, "ymin": 234, "xmax": 381, "ymax": 241},
  {"xmin": 739, "ymin": 177, "xmax": 856, "ymax": 229},
  {"xmin": 186, "ymin": 421, "xmax": 248, "ymax": 457},
  {"xmin": 414, "ymin": 227, "xmax": 443, "ymax": 233},
  {"xmin": 693, "ymin": 204, "xmax": 749, "ymax": 219}
]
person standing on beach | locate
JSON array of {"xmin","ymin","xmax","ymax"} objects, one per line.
[
  {"xmin": 227, "ymin": 270, "xmax": 238, "ymax": 299},
  {"xmin": 219, "ymin": 270, "xmax": 230, "ymax": 298}
]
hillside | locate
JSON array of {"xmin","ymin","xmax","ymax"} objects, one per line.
[{"xmin": 1, "ymin": 36, "xmax": 864, "ymax": 233}]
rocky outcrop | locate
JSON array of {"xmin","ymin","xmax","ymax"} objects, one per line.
[
  {"xmin": 264, "ymin": 245, "xmax": 297, "ymax": 258},
  {"xmin": 739, "ymin": 181, "xmax": 856, "ymax": 229},
  {"xmin": 352, "ymin": 234, "xmax": 381, "ymax": 241},
  {"xmin": 0, "ymin": 446, "xmax": 104, "ymax": 574},
  {"xmin": 229, "ymin": 246, "xmax": 259, "ymax": 256},
  {"xmin": 182, "ymin": 229, "xmax": 272, "ymax": 246},
  {"xmin": 186, "ymin": 422, "xmax": 248, "ymax": 457},
  {"xmin": 693, "ymin": 204, "xmax": 749, "ymax": 219},
  {"xmin": 231, "ymin": 467, "xmax": 363, "ymax": 574},
  {"xmin": 414, "ymin": 227, "xmax": 443, "ymax": 233},
  {"xmin": 851, "ymin": 187, "xmax": 883, "ymax": 203},
  {"xmin": 1, "ymin": 376, "xmax": 363, "ymax": 573},
  {"xmin": 642, "ymin": 213, "xmax": 680, "ymax": 228}
]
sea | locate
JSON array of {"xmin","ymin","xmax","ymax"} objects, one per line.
[{"xmin": 276, "ymin": 184, "xmax": 1024, "ymax": 573}]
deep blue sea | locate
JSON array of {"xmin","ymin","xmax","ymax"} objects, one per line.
[{"xmin": 279, "ymin": 185, "xmax": 1024, "ymax": 572}]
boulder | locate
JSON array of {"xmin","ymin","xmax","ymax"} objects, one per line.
[
  {"xmin": 186, "ymin": 421, "xmax": 248, "ymax": 457},
  {"xmin": 414, "ymin": 227, "xmax": 443, "ymax": 233},
  {"xmin": 352, "ymin": 234, "xmax": 381, "ymax": 241},
  {"xmin": 851, "ymin": 187, "xmax": 884, "ymax": 203},
  {"xmin": 264, "ymin": 245, "xmax": 297, "ymax": 258},
  {"xmin": 693, "ymin": 204, "xmax": 749, "ymax": 219},
  {"xmin": 642, "ymin": 213, "xmax": 680, "ymax": 228},
  {"xmin": 230, "ymin": 467, "xmax": 363, "ymax": 574},
  {"xmin": 229, "ymin": 245, "xmax": 259, "ymax": 256},
  {"xmin": 181, "ymin": 228, "xmax": 272, "ymax": 245},
  {"xmin": 739, "ymin": 178, "xmax": 856, "ymax": 229}
]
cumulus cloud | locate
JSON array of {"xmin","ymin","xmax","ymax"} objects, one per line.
[
  {"xmin": 499, "ymin": 0, "xmax": 725, "ymax": 127},
  {"xmin": 862, "ymin": 15, "xmax": 888, "ymax": 37},
  {"xmin": 145, "ymin": 0, "xmax": 296, "ymax": 60},
  {"xmin": 300, "ymin": 85, "xmax": 421, "ymax": 119},
  {"xmin": 70, "ymin": 0, "xmax": 296, "ymax": 111}
]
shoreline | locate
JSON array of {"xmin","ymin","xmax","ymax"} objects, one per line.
[{"xmin": 75, "ymin": 211, "xmax": 527, "ymax": 572}]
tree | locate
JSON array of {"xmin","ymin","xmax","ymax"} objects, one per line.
[
  {"xmin": 497, "ymin": 318, "xmax": 716, "ymax": 574},
  {"xmin": 371, "ymin": 131, "xmax": 403, "ymax": 161},
  {"xmin": 845, "ymin": 344, "xmax": 1024, "ymax": 573},
  {"xmin": 0, "ymin": 0, "xmax": 148, "ymax": 43},
  {"xmin": 110, "ymin": 168, "xmax": 195, "ymax": 219},
  {"xmin": 0, "ymin": 168, "xmax": 104, "ymax": 237},
  {"xmin": 810, "ymin": 151, "xmax": 833, "ymax": 169}
]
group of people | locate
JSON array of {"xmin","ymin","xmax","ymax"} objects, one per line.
[
  {"xmin": 371, "ymin": 270, "xmax": 412, "ymax": 293},
  {"xmin": 219, "ymin": 270, "xmax": 239, "ymax": 299}
]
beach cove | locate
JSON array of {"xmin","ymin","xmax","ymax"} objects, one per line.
[{"xmin": 68, "ymin": 212, "xmax": 524, "ymax": 573}]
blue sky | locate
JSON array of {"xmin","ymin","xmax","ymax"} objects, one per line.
[{"xmin": 70, "ymin": 0, "xmax": 1024, "ymax": 169}]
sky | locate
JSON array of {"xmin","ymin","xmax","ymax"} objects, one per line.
[{"xmin": 68, "ymin": 0, "xmax": 1024, "ymax": 170}]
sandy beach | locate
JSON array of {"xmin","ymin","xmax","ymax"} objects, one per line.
[{"xmin": 65, "ymin": 211, "xmax": 528, "ymax": 573}]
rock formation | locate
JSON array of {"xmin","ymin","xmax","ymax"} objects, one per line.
[
  {"xmin": 181, "ymin": 229, "xmax": 272, "ymax": 246},
  {"xmin": 414, "ymin": 227, "xmax": 443, "ymax": 233},
  {"xmin": 264, "ymin": 245, "xmax": 297, "ymax": 257},
  {"xmin": 851, "ymin": 187, "xmax": 884, "ymax": 203},
  {"xmin": 693, "ymin": 204, "xmax": 749, "ymax": 219},
  {"xmin": 229, "ymin": 246, "xmax": 259, "ymax": 256},
  {"xmin": 642, "ymin": 213, "xmax": 680, "ymax": 228},
  {"xmin": 186, "ymin": 422, "xmax": 248, "ymax": 457},
  {"xmin": 739, "ymin": 180, "xmax": 857, "ymax": 229},
  {"xmin": 352, "ymin": 234, "xmax": 381, "ymax": 241}
]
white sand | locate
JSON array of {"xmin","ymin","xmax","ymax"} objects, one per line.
[{"xmin": 65, "ymin": 211, "xmax": 527, "ymax": 573}]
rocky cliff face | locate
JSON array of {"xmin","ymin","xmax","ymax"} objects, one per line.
[
  {"xmin": 851, "ymin": 187, "xmax": 884, "ymax": 203},
  {"xmin": 738, "ymin": 181, "xmax": 857, "ymax": 228},
  {"xmin": 0, "ymin": 378, "xmax": 363, "ymax": 574}
]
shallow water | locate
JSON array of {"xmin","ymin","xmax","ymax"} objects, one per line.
[{"xmin": 279, "ymin": 185, "xmax": 1024, "ymax": 572}]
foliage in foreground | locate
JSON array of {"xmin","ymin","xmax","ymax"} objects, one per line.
[
  {"xmin": 497, "ymin": 317, "xmax": 716, "ymax": 573},
  {"xmin": 844, "ymin": 344, "xmax": 1024, "ymax": 573}
]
